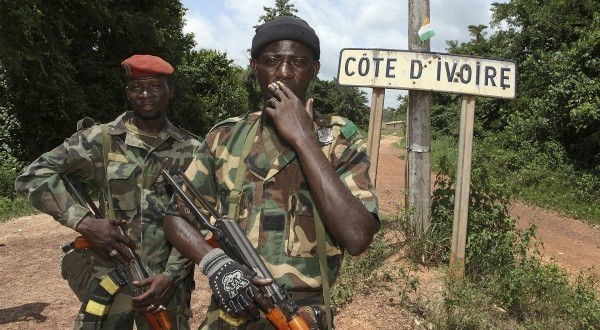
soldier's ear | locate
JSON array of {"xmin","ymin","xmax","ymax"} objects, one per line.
[
  {"xmin": 312, "ymin": 61, "xmax": 320, "ymax": 79},
  {"xmin": 251, "ymin": 59, "xmax": 258, "ymax": 76}
]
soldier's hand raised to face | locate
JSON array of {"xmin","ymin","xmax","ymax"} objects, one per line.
[{"xmin": 263, "ymin": 81, "xmax": 315, "ymax": 148}]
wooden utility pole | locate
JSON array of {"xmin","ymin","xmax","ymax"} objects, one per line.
[{"xmin": 407, "ymin": 0, "xmax": 432, "ymax": 235}]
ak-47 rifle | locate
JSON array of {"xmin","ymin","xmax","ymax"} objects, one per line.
[
  {"xmin": 157, "ymin": 160, "xmax": 311, "ymax": 330},
  {"xmin": 60, "ymin": 173, "xmax": 172, "ymax": 330}
]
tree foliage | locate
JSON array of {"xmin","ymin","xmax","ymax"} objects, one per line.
[
  {"xmin": 441, "ymin": 0, "xmax": 599, "ymax": 169},
  {"xmin": 170, "ymin": 49, "xmax": 251, "ymax": 136},
  {"xmin": 256, "ymin": 0, "xmax": 299, "ymax": 26},
  {"xmin": 308, "ymin": 78, "xmax": 370, "ymax": 127},
  {"xmin": 0, "ymin": 0, "xmax": 194, "ymax": 161}
]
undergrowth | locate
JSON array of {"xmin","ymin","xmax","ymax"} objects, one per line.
[
  {"xmin": 406, "ymin": 152, "xmax": 600, "ymax": 329},
  {"xmin": 331, "ymin": 221, "xmax": 390, "ymax": 309}
]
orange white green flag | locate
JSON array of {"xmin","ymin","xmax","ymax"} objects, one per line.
[{"xmin": 418, "ymin": 18, "xmax": 435, "ymax": 41}]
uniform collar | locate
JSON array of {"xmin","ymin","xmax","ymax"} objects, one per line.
[{"xmin": 106, "ymin": 111, "xmax": 188, "ymax": 142}]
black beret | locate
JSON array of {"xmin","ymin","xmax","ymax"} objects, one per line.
[{"xmin": 251, "ymin": 16, "xmax": 320, "ymax": 60}]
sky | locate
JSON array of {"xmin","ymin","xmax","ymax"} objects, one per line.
[{"xmin": 180, "ymin": 0, "xmax": 505, "ymax": 108}]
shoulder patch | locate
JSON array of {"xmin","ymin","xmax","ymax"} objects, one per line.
[
  {"xmin": 210, "ymin": 113, "xmax": 248, "ymax": 131},
  {"xmin": 76, "ymin": 117, "xmax": 96, "ymax": 131},
  {"xmin": 171, "ymin": 125, "xmax": 200, "ymax": 141},
  {"xmin": 209, "ymin": 111, "xmax": 261, "ymax": 132},
  {"xmin": 340, "ymin": 121, "xmax": 358, "ymax": 139}
]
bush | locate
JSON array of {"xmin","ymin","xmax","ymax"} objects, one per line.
[
  {"xmin": 0, "ymin": 165, "xmax": 18, "ymax": 198},
  {"xmin": 0, "ymin": 195, "xmax": 37, "ymax": 221},
  {"xmin": 331, "ymin": 220, "xmax": 390, "ymax": 308},
  {"xmin": 421, "ymin": 151, "xmax": 600, "ymax": 328}
]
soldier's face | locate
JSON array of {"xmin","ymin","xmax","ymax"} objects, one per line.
[
  {"xmin": 252, "ymin": 40, "xmax": 320, "ymax": 101},
  {"xmin": 125, "ymin": 77, "xmax": 173, "ymax": 120}
]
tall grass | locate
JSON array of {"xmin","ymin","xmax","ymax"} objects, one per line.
[
  {"xmin": 430, "ymin": 134, "xmax": 600, "ymax": 225},
  {"xmin": 0, "ymin": 164, "xmax": 37, "ymax": 221}
]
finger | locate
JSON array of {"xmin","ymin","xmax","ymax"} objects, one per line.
[
  {"xmin": 305, "ymin": 98, "xmax": 314, "ymax": 120},
  {"xmin": 275, "ymin": 81, "xmax": 293, "ymax": 98},
  {"xmin": 107, "ymin": 247, "xmax": 129, "ymax": 265},
  {"xmin": 110, "ymin": 218, "xmax": 127, "ymax": 226},
  {"xmin": 132, "ymin": 278, "xmax": 151, "ymax": 287},
  {"xmin": 251, "ymin": 276, "xmax": 273, "ymax": 287},
  {"xmin": 130, "ymin": 290, "xmax": 151, "ymax": 307},
  {"xmin": 246, "ymin": 303, "xmax": 261, "ymax": 320},
  {"xmin": 117, "ymin": 235, "xmax": 138, "ymax": 251},
  {"xmin": 252, "ymin": 291, "xmax": 273, "ymax": 312},
  {"xmin": 267, "ymin": 82, "xmax": 280, "ymax": 94},
  {"xmin": 266, "ymin": 97, "xmax": 277, "ymax": 109}
]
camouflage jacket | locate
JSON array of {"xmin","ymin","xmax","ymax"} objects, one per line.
[
  {"xmin": 173, "ymin": 111, "xmax": 379, "ymax": 291},
  {"xmin": 15, "ymin": 112, "xmax": 203, "ymax": 283}
]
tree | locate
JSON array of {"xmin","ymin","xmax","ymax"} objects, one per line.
[
  {"xmin": 257, "ymin": 0, "xmax": 299, "ymax": 26},
  {"xmin": 441, "ymin": 0, "xmax": 600, "ymax": 169},
  {"xmin": 308, "ymin": 78, "xmax": 370, "ymax": 127},
  {"xmin": 170, "ymin": 49, "xmax": 251, "ymax": 136},
  {"xmin": 0, "ymin": 0, "xmax": 194, "ymax": 160}
]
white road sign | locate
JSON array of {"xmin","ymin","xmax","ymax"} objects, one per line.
[{"xmin": 337, "ymin": 48, "xmax": 517, "ymax": 99}]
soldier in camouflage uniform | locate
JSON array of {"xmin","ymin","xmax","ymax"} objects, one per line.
[
  {"xmin": 15, "ymin": 55, "xmax": 202, "ymax": 329},
  {"xmin": 163, "ymin": 17, "xmax": 380, "ymax": 329}
]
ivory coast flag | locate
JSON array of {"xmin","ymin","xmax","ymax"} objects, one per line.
[{"xmin": 418, "ymin": 18, "xmax": 435, "ymax": 41}]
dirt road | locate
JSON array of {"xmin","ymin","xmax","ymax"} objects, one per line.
[{"xmin": 1, "ymin": 135, "xmax": 597, "ymax": 329}]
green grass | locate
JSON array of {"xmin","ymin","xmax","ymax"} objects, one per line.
[
  {"xmin": 429, "ymin": 135, "xmax": 600, "ymax": 226},
  {"xmin": 331, "ymin": 215, "xmax": 393, "ymax": 308},
  {"xmin": 0, "ymin": 195, "xmax": 38, "ymax": 221}
]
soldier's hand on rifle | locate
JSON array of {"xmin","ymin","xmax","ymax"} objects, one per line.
[
  {"xmin": 130, "ymin": 274, "xmax": 175, "ymax": 314},
  {"xmin": 200, "ymin": 248, "xmax": 273, "ymax": 320},
  {"xmin": 75, "ymin": 215, "xmax": 137, "ymax": 264}
]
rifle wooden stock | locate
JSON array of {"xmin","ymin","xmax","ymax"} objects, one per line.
[
  {"xmin": 158, "ymin": 161, "xmax": 310, "ymax": 330},
  {"xmin": 73, "ymin": 236, "xmax": 91, "ymax": 250},
  {"xmin": 60, "ymin": 173, "xmax": 172, "ymax": 330},
  {"xmin": 145, "ymin": 310, "xmax": 173, "ymax": 330}
]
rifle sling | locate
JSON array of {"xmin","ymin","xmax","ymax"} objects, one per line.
[
  {"xmin": 314, "ymin": 209, "xmax": 333, "ymax": 330},
  {"xmin": 227, "ymin": 118, "xmax": 259, "ymax": 220},
  {"xmin": 101, "ymin": 123, "xmax": 116, "ymax": 219},
  {"xmin": 77, "ymin": 123, "xmax": 119, "ymax": 329}
]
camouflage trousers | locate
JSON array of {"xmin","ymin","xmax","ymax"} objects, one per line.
[
  {"xmin": 73, "ymin": 264, "xmax": 194, "ymax": 330},
  {"xmin": 199, "ymin": 291, "xmax": 330, "ymax": 330}
]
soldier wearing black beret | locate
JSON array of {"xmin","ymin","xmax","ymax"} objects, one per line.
[{"xmin": 164, "ymin": 16, "xmax": 380, "ymax": 330}]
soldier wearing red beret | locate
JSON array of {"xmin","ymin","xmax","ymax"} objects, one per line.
[{"xmin": 16, "ymin": 54, "xmax": 202, "ymax": 329}]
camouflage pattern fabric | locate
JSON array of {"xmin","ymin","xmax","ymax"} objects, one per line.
[
  {"xmin": 172, "ymin": 110, "xmax": 379, "ymax": 293},
  {"xmin": 15, "ymin": 111, "xmax": 202, "ymax": 327}
]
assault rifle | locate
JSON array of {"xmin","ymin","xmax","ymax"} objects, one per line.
[
  {"xmin": 157, "ymin": 159, "xmax": 311, "ymax": 330},
  {"xmin": 60, "ymin": 173, "xmax": 172, "ymax": 330}
]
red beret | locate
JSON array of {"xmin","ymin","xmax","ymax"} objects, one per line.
[{"xmin": 121, "ymin": 54, "xmax": 174, "ymax": 79}]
